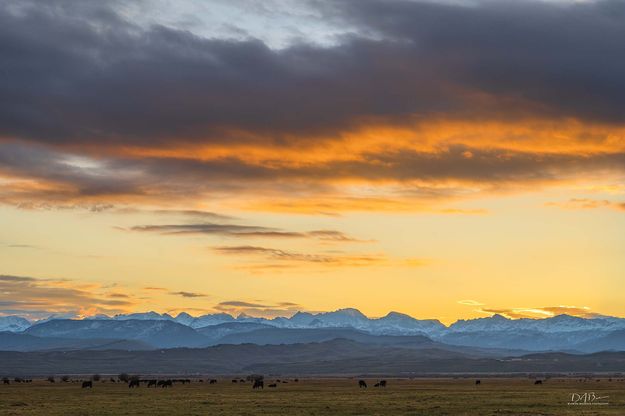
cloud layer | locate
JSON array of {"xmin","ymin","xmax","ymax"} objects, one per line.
[{"xmin": 0, "ymin": 0, "xmax": 623, "ymax": 212}]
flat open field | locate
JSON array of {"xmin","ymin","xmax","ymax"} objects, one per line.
[{"xmin": 1, "ymin": 377, "xmax": 623, "ymax": 415}]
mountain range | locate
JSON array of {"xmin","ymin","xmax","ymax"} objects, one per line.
[{"xmin": 1, "ymin": 308, "xmax": 624, "ymax": 353}]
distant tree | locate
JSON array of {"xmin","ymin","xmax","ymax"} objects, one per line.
[
  {"xmin": 92, "ymin": 374, "xmax": 101, "ymax": 382},
  {"xmin": 118, "ymin": 373, "xmax": 130, "ymax": 382},
  {"xmin": 61, "ymin": 375, "xmax": 70, "ymax": 382}
]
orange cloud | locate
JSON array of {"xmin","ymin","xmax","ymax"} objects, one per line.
[
  {"xmin": 546, "ymin": 198, "xmax": 625, "ymax": 212},
  {"xmin": 478, "ymin": 305, "xmax": 600, "ymax": 319}
]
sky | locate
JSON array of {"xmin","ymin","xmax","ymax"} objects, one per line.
[{"xmin": 1, "ymin": 0, "xmax": 624, "ymax": 324}]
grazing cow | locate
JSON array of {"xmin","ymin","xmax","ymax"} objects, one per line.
[
  {"xmin": 232, "ymin": 379, "xmax": 238, "ymax": 383},
  {"xmin": 534, "ymin": 380, "xmax": 543, "ymax": 385},
  {"xmin": 282, "ymin": 381, "xmax": 288, "ymax": 384},
  {"xmin": 358, "ymin": 380, "xmax": 367, "ymax": 388},
  {"xmin": 147, "ymin": 380, "xmax": 157, "ymax": 388},
  {"xmin": 379, "ymin": 380, "xmax": 387, "ymax": 387},
  {"xmin": 239, "ymin": 379, "xmax": 245, "ymax": 383},
  {"xmin": 374, "ymin": 383, "xmax": 380, "ymax": 387},
  {"xmin": 294, "ymin": 379, "xmax": 299, "ymax": 382},
  {"xmin": 209, "ymin": 379, "xmax": 217, "ymax": 384},
  {"xmin": 110, "ymin": 378, "xmax": 116, "ymax": 383},
  {"xmin": 3, "ymin": 378, "xmax": 9, "ymax": 385},
  {"xmin": 252, "ymin": 380, "xmax": 264, "ymax": 389},
  {"xmin": 82, "ymin": 381, "xmax": 92, "ymax": 389},
  {"xmin": 159, "ymin": 380, "xmax": 173, "ymax": 388},
  {"xmin": 128, "ymin": 379, "xmax": 140, "ymax": 388},
  {"xmin": 268, "ymin": 383, "xmax": 277, "ymax": 388},
  {"xmin": 475, "ymin": 380, "xmax": 481, "ymax": 385}
]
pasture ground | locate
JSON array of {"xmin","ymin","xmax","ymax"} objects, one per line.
[{"xmin": 0, "ymin": 377, "xmax": 623, "ymax": 415}]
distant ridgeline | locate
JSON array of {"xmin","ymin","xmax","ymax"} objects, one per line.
[{"xmin": 1, "ymin": 309, "xmax": 625, "ymax": 353}]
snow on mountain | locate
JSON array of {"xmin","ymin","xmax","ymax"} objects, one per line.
[
  {"xmin": 371, "ymin": 312, "xmax": 445, "ymax": 334},
  {"xmin": 0, "ymin": 315, "xmax": 31, "ymax": 332},
  {"xmin": 173, "ymin": 312, "xmax": 194, "ymax": 326},
  {"xmin": 185, "ymin": 313, "xmax": 234, "ymax": 328},
  {"xmin": 112, "ymin": 311, "xmax": 174, "ymax": 321},
  {"xmin": 450, "ymin": 314, "xmax": 625, "ymax": 333},
  {"xmin": 4, "ymin": 309, "xmax": 625, "ymax": 344},
  {"xmin": 24, "ymin": 319, "xmax": 208, "ymax": 348}
]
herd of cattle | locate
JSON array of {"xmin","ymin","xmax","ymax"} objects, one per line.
[
  {"xmin": 0, "ymin": 375, "xmax": 294, "ymax": 389},
  {"xmin": 3, "ymin": 376, "xmax": 623, "ymax": 389}
]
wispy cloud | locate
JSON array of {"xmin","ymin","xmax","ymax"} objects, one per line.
[
  {"xmin": 546, "ymin": 198, "xmax": 625, "ymax": 212},
  {"xmin": 457, "ymin": 299, "xmax": 484, "ymax": 306},
  {"xmin": 478, "ymin": 305, "xmax": 600, "ymax": 319},
  {"xmin": 213, "ymin": 245, "xmax": 386, "ymax": 268},
  {"xmin": 214, "ymin": 299, "xmax": 304, "ymax": 318},
  {"xmin": 169, "ymin": 291, "xmax": 209, "ymax": 298},
  {"xmin": 124, "ymin": 222, "xmax": 368, "ymax": 242},
  {"xmin": 0, "ymin": 274, "xmax": 139, "ymax": 320}
]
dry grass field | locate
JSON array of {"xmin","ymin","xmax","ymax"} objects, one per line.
[{"xmin": 1, "ymin": 377, "xmax": 624, "ymax": 416}]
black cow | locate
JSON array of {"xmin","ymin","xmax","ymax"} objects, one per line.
[
  {"xmin": 232, "ymin": 379, "xmax": 238, "ymax": 383},
  {"xmin": 268, "ymin": 383, "xmax": 277, "ymax": 388},
  {"xmin": 534, "ymin": 380, "xmax": 543, "ymax": 385},
  {"xmin": 147, "ymin": 380, "xmax": 157, "ymax": 388},
  {"xmin": 379, "ymin": 380, "xmax": 387, "ymax": 387},
  {"xmin": 358, "ymin": 380, "xmax": 367, "ymax": 388},
  {"xmin": 128, "ymin": 379, "xmax": 140, "ymax": 388},
  {"xmin": 374, "ymin": 383, "xmax": 380, "ymax": 387},
  {"xmin": 2, "ymin": 378, "xmax": 9, "ymax": 385},
  {"xmin": 252, "ymin": 380, "xmax": 264, "ymax": 389},
  {"xmin": 158, "ymin": 380, "xmax": 173, "ymax": 388},
  {"xmin": 82, "ymin": 381, "xmax": 92, "ymax": 389},
  {"xmin": 475, "ymin": 380, "xmax": 481, "ymax": 385},
  {"xmin": 209, "ymin": 379, "xmax": 217, "ymax": 384}
]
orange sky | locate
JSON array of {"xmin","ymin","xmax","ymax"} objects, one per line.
[{"xmin": 1, "ymin": 0, "xmax": 624, "ymax": 323}]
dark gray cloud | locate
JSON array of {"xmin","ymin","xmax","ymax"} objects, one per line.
[
  {"xmin": 169, "ymin": 291, "xmax": 209, "ymax": 298},
  {"xmin": 325, "ymin": 0, "xmax": 625, "ymax": 123},
  {"xmin": 0, "ymin": 274, "xmax": 37, "ymax": 282},
  {"xmin": 2, "ymin": 0, "xmax": 625, "ymax": 152},
  {"xmin": 6, "ymin": 244, "xmax": 40, "ymax": 249},
  {"xmin": 129, "ymin": 223, "xmax": 275, "ymax": 236},
  {"xmin": 218, "ymin": 301, "xmax": 269, "ymax": 308},
  {"xmin": 213, "ymin": 245, "xmax": 384, "ymax": 266},
  {"xmin": 213, "ymin": 299, "xmax": 304, "ymax": 318},
  {"xmin": 1, "ymin": 0, "xmax": 624, "ymax": 209},
  {"xmin": 126, "ymin": 222, "xmax": 365, "ymax": 242}
]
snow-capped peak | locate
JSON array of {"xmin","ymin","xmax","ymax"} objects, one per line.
[{"xmin": 0, "ymin": 315, "xmax": 31, "ymax": 332}]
